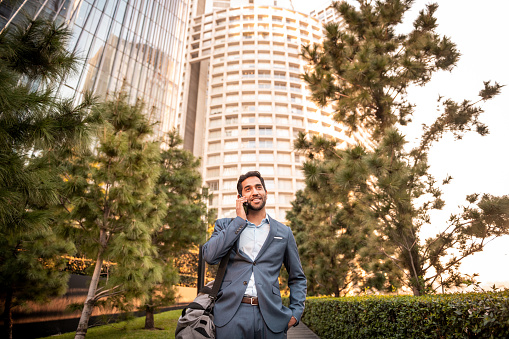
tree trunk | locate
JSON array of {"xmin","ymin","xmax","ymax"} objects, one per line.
[
  {"xmin": 2, "ymin": 286, "xmax": 13, "ymax": 339},
  {"xmin": 144, "ymin": 305, "xmax": 155, "ymax": 330},
  {"xmin": 412, "ymin": 285, "xmax": 421, "ymax": 296},
  {"xmin": 75, "ymin": 230, "xmax": 107, "ymax": 339}
]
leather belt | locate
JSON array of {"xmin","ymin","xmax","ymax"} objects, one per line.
[{"xmin": 241, "ymin": 296, "xmax": 259, "ymax": 305}]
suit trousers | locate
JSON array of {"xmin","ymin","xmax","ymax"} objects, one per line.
[{"xmin": 216, "ymin": 303, "xmax": 287, "ymax": 339}]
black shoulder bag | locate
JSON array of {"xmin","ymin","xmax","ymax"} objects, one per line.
[{"xmin": 175, "ymin": 246, "xmax": 233, "ymax": 339}]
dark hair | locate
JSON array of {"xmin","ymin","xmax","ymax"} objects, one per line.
[{"xmin": 237, "ymin": 171, "xmax": 266, "ymax": 195}]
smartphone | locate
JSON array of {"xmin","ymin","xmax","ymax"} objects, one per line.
[{"xmin": 240, "ymin": 194, "xmax": 248, "ymax": 215}]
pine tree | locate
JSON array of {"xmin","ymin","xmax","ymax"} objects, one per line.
[
  {"xmin": 142, "ymin": 130, "xmax": 211, "ymax": 330},
  {"xmin": 295, "ymin": 0, "xmax": 508, "ymax": 295},
  {"xmin": 302, "ymin": 0, "xmax": 459, "ymax": 141},
  {"xmin": 60, "ymin": 93, "xmax": 166, "ymax": 339},
  {"xmin": 0, "ymin": 20, "xmax": 96, "ymax": 339},
  {"xmin": 289, "ymin": 137, "xmax": 403, "ymax": 296},
  {"xmin": 286, "ymin": 190, "xmax": 367, "ymax": 297}
]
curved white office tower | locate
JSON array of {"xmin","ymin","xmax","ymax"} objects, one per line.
[{"xmin": 179, "ymin": 5, "xmax": 371, "ymax": 221}]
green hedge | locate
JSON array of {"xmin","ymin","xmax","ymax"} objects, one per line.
[{"xmin": 295, "ymin": 291, "xmax": 509, "ymax": 338}]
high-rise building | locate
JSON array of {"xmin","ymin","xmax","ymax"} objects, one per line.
[
  {"xmin": 309, "ymin": 2, "xmax": 342, "ymax": 24},
  {"xmin": 211, "ymin": 0, "xmax": 296, "ymax": 12},
  {"xmin": 0, "ymin": 0, "xmax": 191, "ymax": 137},
  {"xmin": 178, "ymin": 5, "xmax": 371, "ymax": 221}
]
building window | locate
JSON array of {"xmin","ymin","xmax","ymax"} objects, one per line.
[
  {"xmin": 241, "ymin": 165, "xmax": 256, "ymax": 173},
  {"xmin": 242, "ymin": 105, "xmax": 256, "ymax": 112},
  {"xmin": 225, "ymin": 141, "xmax": 238, "ymax": 149},
  {"xmin": 209, "ymin": 142, "xmax": 221, "ymax": 151},
  {"xmin": 259, "ymin": 116, "xmax": 273, "ymax": 123},
  {"xmin": 208, "ymin": 181, "xmax": 219, "ymax": 191},
  {"xmin": 259, "ymin": 127, "xmax": 273, "ymax": 135},
  {"xmin": 222, "ymin": 194, "xmax": 236, "ymax": 204},
  {"xmin": 225, "ymin": 128, "xmax": 238, "ymax": 137},
  {"xmin": 279, "ymin": 194, "xmax": 293, "ymax": 204},
  {"xmin": 277, "ymin": 140, "xmax": 291, "ymax": 149},
  {"xmin": 223, "ymin": 166, "xmax": 238, "ymax": 176},
  {"xmin": 241, "ymin": 115, "xmax": 255, "ymax": 124},
  {"xmin": 275, "ymin": 105, "xmax": 288, "ymax": 113},
  {"xmin": 226, "ymin": 94, "xmax": 239, "ymax": 102},
  {"xmin": 267, "ymin": 194, "xmax": 275, "ymax": 204},
  {"xmin": 225, "ymin": 105, "xmax": 239, "ymax": 113},
  {"xmin": 223, "ymin": 180, "xmax": 236, "ymax": 191},
  {"xmin": 224, "ymin": 153, "xmax": 239, "ymax": 162},
  {"xmin": 278, "ymin": 166, "xmax": 292, "ymax": 175},
  {"xmin": 225, "ymin": 117, "xmax": 238, "ymax": 125},
  {"xmin": 277, "ymin": 128, "xmax": 290, "ymax": 137},
  {"xmin": 209, "ymin": 194, "xmax": 218, "ymax": 206},
  {"xmin": 242, "ymin": 127, "xmax": 256, "ymax": 136},
  {"xmin": 208, "ymin": 154, "xmax": 220, "ymax": 164},
  {"xmin": 277, "ymin": 152, "xmax": 291, "ymax": 162},
  {"xmin": 227, "ymin": 83, "xmax": 239, "ymax": 91},
  {"xmin": 227, "ymin": 73, "xmax": 240, "ymax": 81},
  {"xmin": 260, "ymin": 165, "xmax": 274, "ymax": 175},
  {"xmin": 259, "ymin": 152, "xmax": 274, "ymax": 161},
  {"xmin": 292, "ymin": 118, "xmax": 303, "ymax": 126},
  {"xmin": 208, "ymin": 168, "xmax": 220, "ymax": 177},
  {"xmin": 265, "ymin": 179, "xmax": 275, "ymax": 190},
  {"xmin": 279, "ymin": 179, "xmax": 293, "ymax": 190},
  {"xmin": 209, "ymin": 130, "xmax": 221, "ymax": 138},
  {"xmin": 259, "ymin": 140, "xmax": 273, "ymax": 148},
  {"xmin": 210, "ymin": 119, "xmax": 222, "ymax": 127},
  {"xmin": 241, "ymin": 152, "xmax": 256, "ymax": 161},
  {"xmin": 211, "ymin": 107, "xmax": 222, "ymax": 115},
  {"xmin": 242, "ymin": 140, "xmax": 256, "ymax": 148},
  {"xmin": 276, "ymin": 117, "xmax": 289, "ymax": 125}
]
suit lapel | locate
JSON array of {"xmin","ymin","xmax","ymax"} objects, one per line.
[
  {"xmin": 235, "ymin": 238, "xmax": 250, "ymax": 261},
  {"xmin": 254, "ymin": 216, "xmax": 277, "ymax": 261}
]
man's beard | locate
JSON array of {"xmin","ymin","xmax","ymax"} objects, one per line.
[{"xmin": 247, "ymin": 195, "xmax": 267, "ymax": 211}]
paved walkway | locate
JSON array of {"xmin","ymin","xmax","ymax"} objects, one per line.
[{"xmin": 287, "ymin": 322, "xmax": 320, "ymax": 338}]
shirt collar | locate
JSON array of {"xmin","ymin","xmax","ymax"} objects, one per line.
[{"xmin": 246, "ymin": 214, "xmax": 270, "ymax": 228}]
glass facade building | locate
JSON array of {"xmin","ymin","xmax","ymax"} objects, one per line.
[
  {"xmin": 178, "ymin": 5, "xmax": 372, "ymax": 221},
  {"xmin": 0, "ymin": 0, "xmax": 191, "ymax": 137}
]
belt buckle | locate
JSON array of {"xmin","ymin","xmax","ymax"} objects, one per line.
[{"xmin": 250, "ymin": 297, "xmax": 256, "ymax": 305}]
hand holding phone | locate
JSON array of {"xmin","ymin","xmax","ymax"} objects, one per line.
[{"xmin": 237, "ymin": 194, "xmax": 248, "ymax": 219}]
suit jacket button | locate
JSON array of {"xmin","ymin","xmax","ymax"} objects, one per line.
[{"xmin": 243, "ymin": 281, "xmax": 248, "ymax": 285}]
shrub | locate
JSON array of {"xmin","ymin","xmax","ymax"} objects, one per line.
[{"xmin": 296, "ymin": 291, "xmax": 509, "ymax": 338}]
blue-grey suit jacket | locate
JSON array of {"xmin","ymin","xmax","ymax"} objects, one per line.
[{"xmin": 202, "ymin": 216, "xmax": 307, "ymax": 333}]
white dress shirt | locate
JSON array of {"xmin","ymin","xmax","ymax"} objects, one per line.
[{"xmin": 238, "ymin": 214, "xmax": 270, "ymax": 297}]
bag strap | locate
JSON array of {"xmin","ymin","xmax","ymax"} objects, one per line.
[{"xmin": 209, "ymin": 246, "xmax": 233, "ymax": 300}]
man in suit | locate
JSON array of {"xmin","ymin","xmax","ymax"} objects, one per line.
[{"xmin": 202, "ymin": 171, "xmax": 307, "ymax": 338}]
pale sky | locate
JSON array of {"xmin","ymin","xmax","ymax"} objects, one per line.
[{"xmin": 291, "ymin": 0, "xmax": 509, "ymax": 285}]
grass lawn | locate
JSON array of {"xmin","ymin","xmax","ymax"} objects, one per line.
[{"xmin": 39, "ymin": 309, "xmax": 182, "ymax": 339}]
